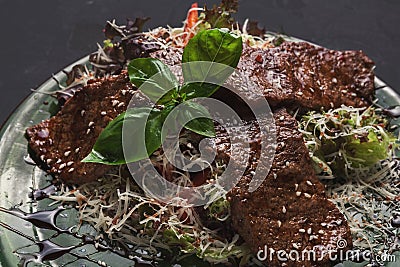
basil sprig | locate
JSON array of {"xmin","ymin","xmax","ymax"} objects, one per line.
[{"xmin": 83, "ymin": 29, "xmax": 242, "ymax": 165}]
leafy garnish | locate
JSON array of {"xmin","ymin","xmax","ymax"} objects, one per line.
[
  {"xmin": 83, "ymin": 107, "xmax": 166, "ymax": 165},
  {"xmin": 175, "ymin": 101, "xmax": 215, "ymax": 137},
  {"xmin": 299, "ymin": 106, "xmax": 397, "ymax": 177},
  {"xmin": 200, "ymin": 0, "xmax": 239, "ymax": 29},
  {"xmin": 83, "ymin": 29, "xmax": 243, "ymax": 165},
  {"xmin": 104, "ymin": 17, "xmax": 150, "ymax": 40},
  {"xmin": 272, "ymin": 36, "xmax": 285, "ymax": 47},
  {"xmin": 90, "ymin": 18, "xmax": 159, "ymax": 76},
  {"xmin": 128, "ymin": 58, "xmax": 179, "ymax": 104},
  {"xmin": 181, "ymin": 28, "xmax": 242, "ymax": 98},
  {"xmin": 244, "ymin": 20, "xmax": 266, "ymax": 37}
]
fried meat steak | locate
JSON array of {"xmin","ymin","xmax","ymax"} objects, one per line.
[
  {"xmin": 25, "ymin": 71, "xmax": 150, "ymax": 184},
  {"xmin": 152, "ymin": 41, "xmax": 375, "ymax": 111},
  {"xmin": 225, "ymin": 109, "xmax": 352, "ymax": 266}
]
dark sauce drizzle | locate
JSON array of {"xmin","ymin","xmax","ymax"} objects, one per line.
[
  {"xmin": 29, "ymin": 184, "xmax": 58, "ymax": 201},
  {"xmin": 383, "ymin": 105, "xmax": 400, "ymax": 118},
  {"xmin": 23, "ymin": 154, "xmax": 37, "ymax": 166},
  {"xmin": 0, "ymin": 191, "xmax": 154, "ymax": 266},
  {"xmin": 391, "ymin": 215, "xmax": 400, "ymax": 228}
]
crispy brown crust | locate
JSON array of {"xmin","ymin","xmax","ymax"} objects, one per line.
[
  {"xmin": 152, "ymin": 41, "xmax": 375, "ymax": 111},
  {"xmin": 228, "ymin": 109, "xmax": 352, "ymax": 266},
  {"xmin": 26, "ymin": 71, "xmax": 151, "ymax": 184},
  {"xmin": 238, "ymin": 42, "xmax": 375, "ymax": 110}
]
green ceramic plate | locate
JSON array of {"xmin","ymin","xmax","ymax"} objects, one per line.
[{"xmin": 0, "ymin": 37, "xmax": 399, "ymax": 267}]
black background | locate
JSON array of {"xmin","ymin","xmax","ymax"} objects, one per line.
[{"xmin": 0, "ymin": 0, "xmax": 399, "ymax": 125}]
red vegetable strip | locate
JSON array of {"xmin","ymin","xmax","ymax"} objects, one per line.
[{"xmin": 183, "ymin": 3, "xmax": 199, "ymax": 45}]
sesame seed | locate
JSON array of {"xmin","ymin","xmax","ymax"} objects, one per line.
[
  {"xmin": 277, "ymin": 220, "xmax": 282, "ymax": 227},
  {"xmin": 321, "ymin": 223, "xmax": 327, "ymax": 227},
  {"xmin": 330, "ymin": 102, "xmax": 334, "ymax": 108},
  {"xmin": 285, "ymin": 161, "xmax": 290, "ymax": 167},
  {"xmin": 318, "ymin": 230, "xmax": 325, "ymax": 234},
  {"xmin": 273, "ymin": 173, "xmax": 277, "ymax": 179},
  {"xmin": 279, "ymin": 116, "xmax": 285, "ymax": 121},
  {"xmin": 307, "ymin": 228, "xmax": 312, "ymax": 234},
  {"xmin": 40, "ymin": 155, "xmax": 45, "ymax": 161},
  {"xmin": 112, "ymin": 100, "xmax": 119, "ymax": 106},
  {"xmin": 86, "ymin": 129, "xmax": 91, "ymax": 134},
  {"xmin": 67, "ymin": 161, "xmax": 74, "ymax": 166},
  {"xmin": 75, "ymin": 147, "xmax": 80, "ymax": 153},
  {"xmin": 309, "ymin": 235, "xmax": 318, "ymax": 241},
  {"xmin": 297, "ymin": 91, "xmax": 303, "ymax": 96},
  {"xmin": 117, "ymin": 102, "xmax": 125, "ymax": 107},
  {"xmin": 101, "ymin": 111, "xmax": 107, "ymax": 116},
  {"xmin": 64, "ymin": 151, "xmax": 71, "ymax": 157},
  {"xmin": 121, "ymin": 90, "xmax": 127, "ymax": 95},
  {"xmin": 81, "ymin": 110, "xmax": 85, "ymax": 116},
  {"xmin": 295, "ymin": 183, "xmax": 299, "ymax": 191},
  {"xmin": 46, "ymin": 159, "xmax": 52, "ymax": 164},
  {"xmin": 304, "ymin": 193, "xmax": 312, "ymax": 198},
  {"xmin": 332, "ymin": 77, "xmax": 337, "ymax": 83},
  {"xmin": 299, "ymin": 229, "xmax": 306, "ymax": 233},
  {"xmin": 351, "ymin": 92, "xmax": 357, "ymax": 97},
  {"xmin": 282, "ymin": 206, "xmax": 287, "ymax": 214},
  {"xmin": 306, "ymin": 180, "xmax": 313, "ymax": 186},
  {"xmin": 310, "ymin": 88, "xmax": 315, "ymax": 93},
  {"xmin": 68, "ymin": 168, "xmax": 74, "ymax": 173},
  {"xmin": 56, "ymin": 159, "xmax": 62, "ymax": 164},
  {"xmin": 59, "ymin": 163, "xmax": 66, "ymax": 169},
  {"xmin": 88, "ymin": 121, "xmax": 95, "ymax": 127},
  {"xmin": 342, "ymin": 90, "xmax": 348, "ymax": 94},
  {"xmin": 292, "ymin": 243, "xmax": 299, "ymax": 249},
  {"xmin": 296, "ymin": 191, "xmax": 302, "ymax": 197}
]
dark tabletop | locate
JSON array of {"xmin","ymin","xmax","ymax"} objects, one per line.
[{"xmin": 0, "ymin": 0, "xmax": 399, "ymax": 125}]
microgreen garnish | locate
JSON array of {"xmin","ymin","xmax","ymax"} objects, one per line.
[
  {"xmin": 299, "ymin": 106, "xmax": 398, "ymax": 178},
  {"xmin": 83, "ymin": 28, "xmax": 242, "ymax": 165}
]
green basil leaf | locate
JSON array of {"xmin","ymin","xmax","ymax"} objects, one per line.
[
  {"xmin": 82, "ymin": 107, "xmax": 167, "ymax": 165},
  {"xmin": 179, "ymin": 82, "xmax": 219, "ymax": 100},
  {"xmin": 176, "ymin": 101, "xmax": 215, "ymax": 137},
  {"xmin": 128, "ymin": 58, "xmax": 179, "ymax": 104},
  {"xmin": 181, "ymin": 28, "xmax": 242, "ymax": 99},
  {"xmin": 182, "ymin": 28, "xmax": 242, "ymax": 67}
]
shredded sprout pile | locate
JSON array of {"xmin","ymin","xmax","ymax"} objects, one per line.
[
  {"xmin": 298, "ymin": 105, "xmax": 400, "ymax": 262},
  {"xmin": 50, "ymin": 152, "xmax": 260, "ymax": 266}
]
